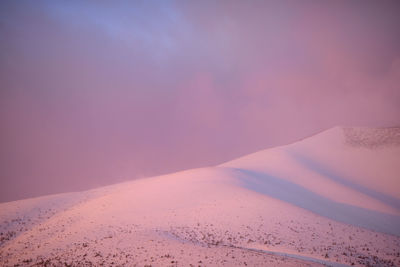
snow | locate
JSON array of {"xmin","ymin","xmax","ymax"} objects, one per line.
[{"xmin": 1, "ymin": 127, "xmax": 399, "ymax": 266}]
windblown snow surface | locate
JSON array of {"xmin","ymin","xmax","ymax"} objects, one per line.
[{"xmin": 1, "ymin": 127, "xmax": 400, "ymax": 266}]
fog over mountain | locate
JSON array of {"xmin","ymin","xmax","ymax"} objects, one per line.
[{"xmin": 1, "ymin": 1, "xmax": 400, "ymax": 202}]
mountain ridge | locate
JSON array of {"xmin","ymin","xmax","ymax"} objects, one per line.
[{"xmin": 1, "ymin": 126, "xmax": 399, "ymax": 266}]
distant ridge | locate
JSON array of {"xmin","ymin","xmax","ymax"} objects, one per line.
[
  {"xmin": 290, "ymin": 126, "xmax": 400, "ymax": 149},
  {"xmin": 342, "ymin": 127, "xmax": 400, "ymax": 148}
]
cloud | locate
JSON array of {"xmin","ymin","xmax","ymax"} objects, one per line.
[{"xmin": 1, "ymin": 0, "xmax": 399, "ymax": 202}]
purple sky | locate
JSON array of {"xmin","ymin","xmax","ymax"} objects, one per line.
[{"xmin": 1, "ymin": 1, "xmax": 400, "ymax": 202}]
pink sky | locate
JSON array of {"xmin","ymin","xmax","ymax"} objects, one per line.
[{"xmin": 1, "ymin": 0, "xmax": 400, "ymax": 202}]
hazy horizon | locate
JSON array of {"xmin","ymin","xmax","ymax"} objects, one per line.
[{"xmin": 1, "ymin": 0, "xmax": 400, "ymax": 202}]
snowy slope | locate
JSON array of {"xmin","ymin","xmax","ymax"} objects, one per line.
[
  {"xmin": 222, "ymin": 126, "xmax": 400, "ymax": 235},
  {"xmin": 1, "ymin": 127, "xmax": 399, "ymax": 266}
]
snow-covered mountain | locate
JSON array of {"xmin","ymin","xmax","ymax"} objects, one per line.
[{"xmin": 1, "ymin": 127, "xmax": 399, "ymax": 266}]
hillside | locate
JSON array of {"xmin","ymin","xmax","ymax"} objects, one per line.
[{"xmin": 1, "ymin": 127, "xmax": 399, "ymax": 266}]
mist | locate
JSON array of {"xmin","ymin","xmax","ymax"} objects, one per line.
[{"xmin": 1, "ymin": 0, "xmax": 399, "ymax": 202}]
